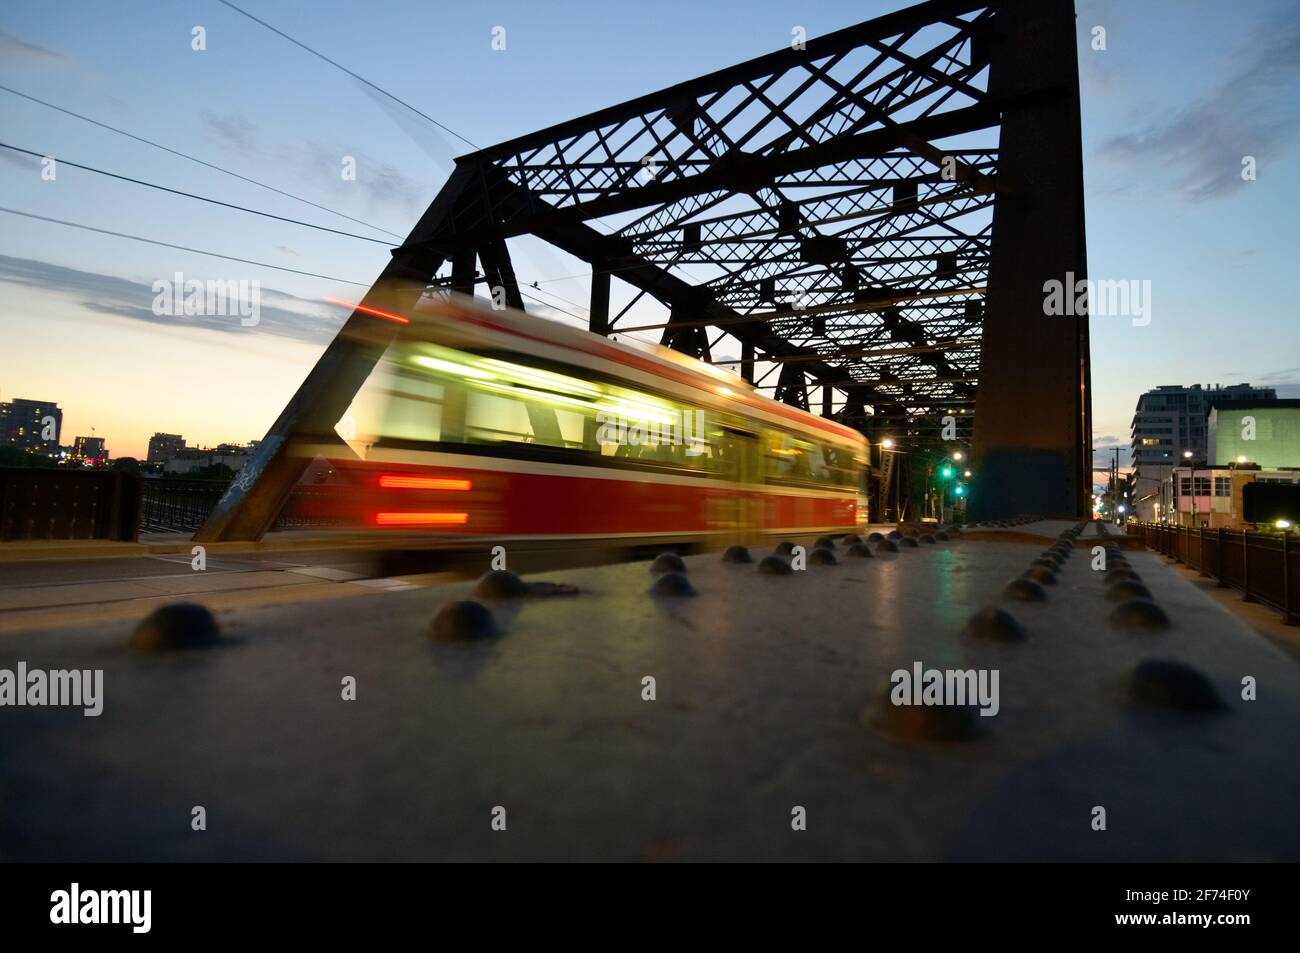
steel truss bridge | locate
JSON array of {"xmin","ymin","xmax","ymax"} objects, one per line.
[{"xmin": 197, "ymin": 0, "xmax": 1090, "ymax": 543}]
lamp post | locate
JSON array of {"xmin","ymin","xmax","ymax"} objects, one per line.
[{"xmin": 880, "ymin": 438, "xmax": 898, "ymax": 522}]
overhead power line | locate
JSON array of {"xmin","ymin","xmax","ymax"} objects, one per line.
[
  {"xmin": 0, "ymin": 141, "xmax": 393, "ymax": 246},
  {"xmin": 0, "ymin": 206, "xmax": 370, "ymax": 286},
  {"xmin": 0, "ymin": 82, "xmax": 404, "ymax": 241},
  {"xmin": 2, "ymin": 205, "xmax": 602, "ymax": 319},
  {"xmin": 213, "ymin": 0, "xmax": 479, "ymax": 151}
]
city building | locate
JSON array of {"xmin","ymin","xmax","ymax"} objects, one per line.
[
  {"xmin": 163, "ymin": 442, "xmax": 257, "ymax": 476},
  {"xmin": 1148, "ymin": 399, "xmax": 1300, "ymax": 529},
  {"xmin": 71, "ymin": 436, "xmax": 108, "ymax": 467},
  {"xmin": 1129, "ymin": 383, "xmax": 1277, "ymax": 522},
  {"xmin": 147, "ymin": 432, "xmax": 186, "ymax": 465},
  {"xmin": 0, "ymin": 397, "xmax": 63, "ymax": 457},
  {"xmin": 1154, "ymin": 463, "xmax": 1300, "ymax": 529},
  {"xmin": 1208, "ymin": 399, "xmax": 1300, "ymax": 470},
  {"xmin": 1131, "ymin": 384, "xmax": 1276, "ymax": 468}
]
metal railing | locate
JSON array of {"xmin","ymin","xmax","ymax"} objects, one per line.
[
  {"xmin": 1132, "ymin": 522, "xmax": 1299, "ymax": 626},
  {"xmin": 140, "ymin": 478, "xmax": 354, "ymax": 533},
  {"xmin": 139, "ymin": 478, "xmax": 229, "ymax": 532}
]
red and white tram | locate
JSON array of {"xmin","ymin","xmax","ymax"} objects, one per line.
[{"xmin": 297, "ymin": 292, "xmax": 868, "ymax": 548}]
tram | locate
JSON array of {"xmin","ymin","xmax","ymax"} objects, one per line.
[{"xmin": 296, "ymin": 291, "xmax": 869, "ymax": 548}]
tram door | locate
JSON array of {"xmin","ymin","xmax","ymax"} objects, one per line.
[{"xmin": 716, "ymin": 425, "xmax": 761, "ymax": 541}]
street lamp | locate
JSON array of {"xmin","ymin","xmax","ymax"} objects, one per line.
[
  {"xmin": 1180, "ymin": 451, "xmax": 1198, "ymax": 528},
  {"xmin": 952, "ymin": 451, "xmax": 964, "ymax": 461},
  {"xmin": 878, "ymin": 438, "xmax": 899, "ymax": 521}
]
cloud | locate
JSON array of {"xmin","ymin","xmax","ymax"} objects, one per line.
[
  {"xmin": 0, "ymin": 30, "xmax": 73, "ymax": 66},
  {"xmin": 0, "ymin": 254, "xmax": 342, "ymax": 344},
  {"xmin": 1251, "ymin": 366, "xmax": 1300, "ymax": 384},
  {"xmin": 299, "ymin": 139, "xmax": 427, "ymax": 215},
  {"xmin": 1099, "ymin": 2, "xmax": 1300, "ymax": 199},
  {"xmin": 200, "ymin": 112, "xmax": 261, "ymax": 155},
  {"xmin": 196, "ymin": 110, "xmax": 428, "ymax": 221}
]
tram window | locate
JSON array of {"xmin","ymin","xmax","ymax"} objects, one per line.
[
  {"xmin": 819, "ymin": 443, "xmax": 855, "ymax": 486},
  {"xmin": 811, "ymin": 443, "xmax": 834, "ymax": 483},
  {"xmin": 378, "ymin": 372, "xmax": 446, "ymax": 444},
  {"xmin": 383, "ymin": 341, "xmax": 725, "ymax": 471},
  {"xmin": 764, "ymin": 431, "xmax": 859, "ymax": 486},
  {"xmin": 556, "ymin": 409, "xmax": 586, "ymax": 448},
  {"xmin": 466, "ymin": 391, "xmax": 534, "ymax": 445},
  {"xmin": 767, "ymin": 432, "xmax": 815, "ymax": 480}
]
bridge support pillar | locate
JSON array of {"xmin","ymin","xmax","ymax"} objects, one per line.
[{"xmin": 970, "ymin": 0, "xmax": 1090, "ymax": 521}]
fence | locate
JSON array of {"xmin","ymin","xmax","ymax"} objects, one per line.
[
  {"xmin": 0, "ymin": 467, "xmax": 140, "ymax": 541},
  {"xmin": 139, "ymin": 478, "xmax": 229, "ymax": 532},
  {"xmin": 1131, "ymin": 522, "xmax": 1299, "ymax": 626},
  {"xmin": 140, "ymin": 478, "xmax": 353, "ymax": 533}
]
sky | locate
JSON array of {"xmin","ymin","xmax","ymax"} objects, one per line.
[{"xmin": 0, "ymin": 0, "xmax": 1297, "ymax": 465}]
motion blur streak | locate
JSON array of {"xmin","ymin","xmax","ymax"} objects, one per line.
[
  {"xmin": 374, "ymin": 512, "xmax": 470, "ymax": 526},
  {"xmin": 322, "ymin": 296, "xmax": 411, "ymax": 324},
  {"xmin": 377, "ymin": 475, "xmax": 473, "ymax": 491}
]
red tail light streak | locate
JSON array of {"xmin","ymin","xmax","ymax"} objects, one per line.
[
  {"xmin": 374, "ymin": 512, "xmax": 469, "ymax": 527},
  {"xmin": 323, "ymin": 296, "xmax": 410, "ymax": 324},
  {"xmin": 378, "ymin": 475, "xmax": 472, "ymax": 491}
]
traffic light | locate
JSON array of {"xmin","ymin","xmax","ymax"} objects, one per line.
[
  {"xmin": 954, "ymin": 483, "xmax": 966, "ymax": 497},
  {"xmin": 940, "ymin": 465, "xmax": 955, "ymax": 479}
]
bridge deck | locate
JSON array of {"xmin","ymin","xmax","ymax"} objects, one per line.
[{"xmin": 1, "ymin": 525, "xmax": 1296, "ymax": 861}]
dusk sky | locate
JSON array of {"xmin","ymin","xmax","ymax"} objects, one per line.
[{"xmin": 1, "ymin": 0, "xmax": 1297, "ymax": 465}]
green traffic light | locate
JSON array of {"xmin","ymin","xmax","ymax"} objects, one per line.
[
  {"xmin": 955, "ymin": 484, "xmax": 966, "ymax": 496},
  {"xmin": 940, "ymin": 466, "xmax": 954, "ymax": 479}
]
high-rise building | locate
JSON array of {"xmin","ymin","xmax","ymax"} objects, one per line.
[
  {"xmin": 0, "ymin": 398, "xmax": 63, "ymax": 456},
  {"xmin": 147, "ymin": 432, "xmax": 186, "ymax": 464},
  {"xmin": 1129, "ymin": 383, "xmax": 1278, "ymax": 521},
  {"xmin": 1131, "ymin": 384, "xmax": 1276, "ymax": 469}
]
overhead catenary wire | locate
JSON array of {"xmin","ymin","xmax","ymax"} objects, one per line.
[
  {"xmin": 176, "ymin": 4, "xmax": 979, "ymax": 366},
  {"xmin": 213, "ymin": 0, "xmax": 479, "ymax": 151},
  {"xmin": 4, "ymin": 9, "xmax": 954, "ymax": 406},
  {"xmin": 0, "ymin": 141, "xmax": 395, "ymax": 246},
  {"xmin": 0, "ymin": 206, "xmax": 371, "ymax": 286},
  {"xmin": 1, "ymin": 206, "xmax": 607, "ymax": 320},
  {"xmin": 190, "ymin": 6, "xmax": 740, "ymax": 316},
  {"xmin": 0, "ymin": 83, "xmax": 404, "ymax": 241}
]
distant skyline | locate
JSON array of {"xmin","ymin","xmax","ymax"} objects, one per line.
[{"xmin": 2, "ymin": 0, "xmax": 1298, "ymax": 464}]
